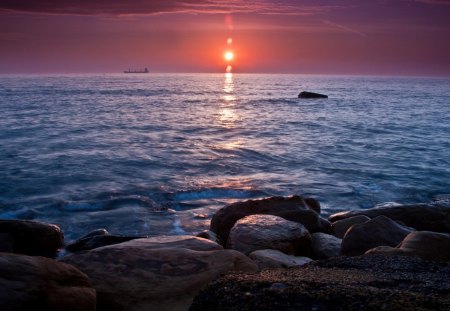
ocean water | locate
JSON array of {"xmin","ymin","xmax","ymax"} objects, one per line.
[{"xmin": 1, "ymin": 73, "xmax": 449, "ymax": 241}]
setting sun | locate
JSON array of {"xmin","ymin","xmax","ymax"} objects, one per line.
[{"xmin": 224, "ymin": 51, "xmax": 234, "ymax": 62}]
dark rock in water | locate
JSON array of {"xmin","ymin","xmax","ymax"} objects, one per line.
[
  {"xmin": 81, "ymin": 228, "xmax": 109, "ymax": 239},
  {"xmin": 189, "ymin": 255, "xmax": 450, "ymax": 311},
  {"xmin": 66, "ymin": 234, "xmax": 144, "ymax": 253},
  {"xmin": 227, "ymin": 214, "xmax": 312, "ymax": 256},
  {"xmin": 0, "ymin": 233, "xmax": 14, "ymax": 252},
  {"xmin": 210, "ymin": 196, "xmax": 329, "ymax": 246},
  {"xmin": 366, "ymin": 231, "xmax": 450, "ymax": 262},
  {"xmin": 298, "ymin": 91, "xmax": 328, "ymax": 99},
  {"xmin": 0, "ymin": 252, "xmax": 96, "ymax": 311},
  {"xmin": 0, "ymin": 219, "xmax": 64, "ymax": 257},
  {"xmin": 62, "ymin": 235, "xmax": 256, "ymax": 311},
  {"xmin": 341, "ymin": 215, "xmax": 414, "ymax": 256},
  {"xmin": 329, "ymin": 202, "xmax": 450, "ymax": 232}
]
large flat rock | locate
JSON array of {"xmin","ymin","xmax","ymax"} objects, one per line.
[
  {"xmin": 190, "ymin": 255, "xmax": 450, "ymax": 311},
  {"xmin": 61, "ymin": 235, "xmax": 257, "ymax": 311}
]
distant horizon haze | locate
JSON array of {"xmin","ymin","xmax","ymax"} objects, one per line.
[{"xmin": 1, "ymin": 0, "xmax": 449, "ymax": 76}]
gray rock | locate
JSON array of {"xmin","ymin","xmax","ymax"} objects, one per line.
[
  {"xmin": 341, "ymin": 215, "xmax": 414, "ymax": 256},
  {"xmin": 227, "ymin": 214, "xmax": 312, "ymax": 256},
  {"xmin": 0, "ymin": 253, "xmax": 95, "ymax": 311},
  {"xmin": 66, "ymin": 234, "xmax": 144, "ymax": 253},
  {"xmin": 0, "ymin": 219, "xmax": 64, "ymax": 257},
  {"xmin": 310, "ymin": 232, "xmax": 341, "ymax": 259},
  {"xmin": 61, "ymin": 235, "xmax": 257, "ymax": 311},
  {"xmin": 196, "ymin": 230, "xmax": 221, "ymax": 245},
  {"xmin": 366, "ymin": 231, "xmax": 450, "ymax": 262},
  {"xmin": 210, "ymin": 195, "xmax": 329, "ymax": 246},
  {"xmin": 331, "ymin": 215, "xmax": 371, "ymax": 238},
  {"xmin": 329, "ymin": 202, "xmax": 450, "ymax": 232},
  {"xmin": 249, "ymin": 249, "xmax": 313, "ymax": 269}
]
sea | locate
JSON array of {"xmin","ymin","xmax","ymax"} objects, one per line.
[{"xmin": 1, "ymin": 73, "xmax": 449, "ymax": 241}]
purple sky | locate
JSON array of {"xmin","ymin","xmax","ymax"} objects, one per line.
[{"xmin": 1, "ymin": 0, "xmax": 450, "ymax": 75}]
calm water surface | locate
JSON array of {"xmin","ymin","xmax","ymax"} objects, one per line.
[{"xmin": 1, "ymin": 73, "xmax": 449, "ymax": 240}]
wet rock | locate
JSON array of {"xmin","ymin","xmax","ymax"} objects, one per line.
[
  {"xmin": 0, "ymin": 219, "xmax": 64, "ymax": 257},
  {"xmin": 249, "ymin": 249, "xmax": 313, "ymax": 269},
  {"xmin": 196, "ymin": 230, "xmax": 221, "ymax": 245},
  {"xmin": 0, "ymin": 253, "xmax": 96, "ymax": 311},
  {"xmin": 331, "ymin": 215, "xmax": 371, "ymax": 238},
  {"xmin": 81, "ymin": 228, "xmax": 109, "ymax": 238},
  {"xmin": 0, "ymin": 233, "xmax": 14, "ymax": 252},
  {"xmin": 329, "ymin": 202, "xmax": 450, "ymax": 232},
  {"xmin": 310, "ymin": 232, "xmax": 341, "ymax": 259},
  {"xmin": 210, "ymin": 196, "xmax": 329, "ymax": 245},
  {"xmin": 341, "ymin": 215, "xmax": 414, "ymax": 256},
  {"xmin": 189, "ymin": 255, "xmax": 450, "ymax": 311},
  {"xmin": 298, "ymin": 91, "xmax": 328, "ymax": 99},
  {"xmin": 62, "ymin": 235, "xmax": 256, "ymax": 311},
  {"xmin": 66, "ymin": 234, "xmax": 144, "ymax": 253},
  {"xmin": 227, "ymin": 214, "xmax": 312, "ymax": 256},
  {"xmin": 366, "ymin": 231, "xmax": 450, "ymax": 262}
]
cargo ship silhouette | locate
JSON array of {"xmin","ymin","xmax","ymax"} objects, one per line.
[{"xmin": 124, "ymin": 68, "xmax": 149, "ymax": 73}]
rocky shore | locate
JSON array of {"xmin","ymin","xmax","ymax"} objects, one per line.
[{"xmin": 1, "ymin": 195, "xmax": 449, "ymax": 310}]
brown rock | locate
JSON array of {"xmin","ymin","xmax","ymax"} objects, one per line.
[
  {"xmin": 366, "ymin": 231, "xmax": 450, "ymax": 262},
  {"xmin": 0, "ymin": 219, "xmax": 64, "ymax": 257},
  {"xmin": 329, "ymin": 202, "xmax": 450, "ymax": 232},
  {"xmin": 196, "ymin": 230, "xmax": 221, "ymax": 245},
  {"xmin": 310, "ymin": 232, "xmax": 341, "ymax": 259},
  {"xmin": 227, "ymin": 214, "xmax": 312, "ymax": 256},
  {"xmin": 61, "ymin": 235, "xmax": 256, "ymax": 311},
  {"xmin": 210, "ymin": 196, "xmax": 329, "ymax": 245},
  {"xmin": 67, "ymin": 234, "xmax": 143, "ymax": 253},
  {"xmin": 331, "ymin": 215, "xmax": 371, "ymax": 238},
  {"xmin": 341, "ymin": 215, "xmax": 414, "ymax": 256},
  {"xmin": 0, "ymin": 253, "xmax": 96, "ymax": 311},
  {"xmin": 249, "ymin": 249, "xmax": 313, "ymax": 269}
]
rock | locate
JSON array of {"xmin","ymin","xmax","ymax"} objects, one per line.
[
  {"xmin": 227, "ymin": 214, "xmax": 312, "ymax": 256},
  {"xmin": 0, "ymin": 219, "xmax": 64, "ymax": 257},
  {"xmin": 61, "ymin": 235, "xmax": 257, "ymax": 311},
  {"xmin": 0, "ymin": 253, "xmax": 96, "ymax": 311},
  {"xmin": 249, "ymin": 249, "xmax": 313, "ymax": 269},
  {"xmin": 210, "ymin": 195, "xmax": 329, "ymax": 246},
  {"xmin": 298, "ymin": 91, "xmax": 328, "ymax": 99},
  {"xmin": 67, "ymin": 234, "xmax": 144, "ymax": 253},
  {"xmin": 331, "ymin": 215, "xmax": 371, "ymax": 238},
  {"xmin": 0, "ymin": 233, "xmax": 14, "ymax": 252},
  {"xmin": 310, "ymin": 232, "xmax": 341, "ymax": 259},
  {"xmin": 190, "ymin": 255, "xmax": 450, "ymax": 311},
  {"xmin": 366, "ymin": 231, "xmax": 450, "ymax": 262},
  {"xmin": 329, "ymin": 202, "xmax": 450, "ymax": 232},
  {"xmin": 341, "ymin": 215, "xmax": 414, "ymax": 256},
  {"xmin": 196, "ymin": 230, "xmax": 221, "ymax": 245},
  {"xmin": 80, "ymin": 228, "xmax": 109, "ymax": 238}
]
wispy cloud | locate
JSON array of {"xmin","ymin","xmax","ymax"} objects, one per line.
[
  {"xmin": 414, "ymin": 0, "xmax": 450, "ymax": 5},
  {"xmin": 0, "ymin": 0, "xmax": 335, "ymax": 16}
]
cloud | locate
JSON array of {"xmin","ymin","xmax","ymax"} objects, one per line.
[
  {"xmin": 415, "ymin": 0, "xmax": 450, "ymax": 5},
  {"xmin": 0, "ymin": 0, "xmax": 334, "ymax": 16}
]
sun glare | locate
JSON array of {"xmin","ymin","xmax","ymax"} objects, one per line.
[{"xmin": 224, "ymin": 51, "xmax": 234, "ymax": 62}]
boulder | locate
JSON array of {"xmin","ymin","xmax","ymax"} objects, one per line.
[
  {"xmin": 366, "ymin": 231, "xmax": 450, "ymax": 262},
  {"xmin": 0, "ymin": 219, "xmax": 64, "ymax": 257},
  {"xmin": 298, "ymin": 91, "xmax": 328, "ymax": 99},
  {"xmin": 61, "ymin": 235, "xmax": 256, "ymax": 311},
  {"xmin": 227, "ymin": 214, "xmax": 311, "ymax": 256},
  {"xmin": 329, "ymin": 202, "xmax": 450, "ymax": 232},
  {"xmin": 67, "ymin": 234, "xmax": 144, "ymax": 253},
  {"xmin": 0, "ymin": 253, "xmax": 96, "ymax": 311},
  {"xmin": 210, "ymin": 196, "xmax": 329, "ymax": 245},
  {"xmin": 341, "ymin": 215, "xmax": 414, "ymax": 256},
  {"xmin": 331, "ymin": 215, "xmax": 371, "ymax": 238},
  {"xmin": 249, "ymin": 249, "xmax": 313, "ymax": 269},
  {"xmin": 310, "ymin": 232, "xmax": 341, "ymax": 259}
]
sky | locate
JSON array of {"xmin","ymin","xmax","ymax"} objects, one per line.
[{"xmin": 1, "ymin": 0, "xmax": 450, "ymax": 75}]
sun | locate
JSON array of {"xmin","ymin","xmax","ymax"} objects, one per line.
[{"xmin": 224, "ymin": 51, "xmax": 234, "ymax": 62}]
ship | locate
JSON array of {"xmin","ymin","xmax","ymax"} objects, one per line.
[{"xmin": 124, "ymin": 67, "xmax": 149, "ymax": 74}]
